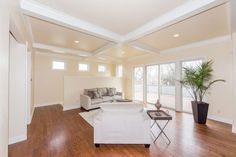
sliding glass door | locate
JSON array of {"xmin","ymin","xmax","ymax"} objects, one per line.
[
  {"xmin": 160, "ymin": 63, "xmax": 176, "ymax": 109},
  {"xmin": 182, "ymin": 60, "xmax": 202, "ymax": 112},
  {"xmin": 133, "ymin": 67, "xmax": 144, "ymax": 101},
  {"xmin": 146, "ymin": 65, "xmax": 159, "ymax": 103}
]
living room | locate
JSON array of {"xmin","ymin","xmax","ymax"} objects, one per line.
[{"xmin": 1, "ymin": 0, "xmax": 236, "ymax": 157}]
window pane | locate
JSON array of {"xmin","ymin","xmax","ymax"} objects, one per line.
[
  {"xmin": 182, "ymin": 60, "xmax": 202, "ymax": 112},
  {"xmin": 52, "ymin": 61, "xmax": 65, "ymax": 70},
  {"xmin": 146, "ymin": 65, "xmax": 159, "ymax": 103},
  {"xmin": 134, "ymin": 67, "xmax": 144, "ymax": 101},
  {"xmin": 79, "ymin": 63, "xmax": 88, "ymax": 71},
  {"xmin": 98, "ymin": 65, "xmax": 106, "ymax": 72},
  {"xmin": 160, "ymin": 63, "xmax": 175, "ymax": 109}
]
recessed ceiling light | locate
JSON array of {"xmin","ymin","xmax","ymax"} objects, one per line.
[
  {"xmin": 74, "ymin": 40, "xmax": 79, "ymax": 43},
  {"xmin": 173, "ymin": 34, "xmax": 180, "ymax": 38}
]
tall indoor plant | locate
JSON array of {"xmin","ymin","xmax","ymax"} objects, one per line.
[{"xmin": 180, "ymin": 60, "xmax": 225, "ymax": 124}]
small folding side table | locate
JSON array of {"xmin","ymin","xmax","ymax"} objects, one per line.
[{"xmin": 147, "ymin": 110, "xmax": 172, "ymax": 145}]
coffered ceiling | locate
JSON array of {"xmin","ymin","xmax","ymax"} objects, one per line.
[
  {"xmin": 21, "ymin": 0, "xmax": 230, "ymax": 63},
  {"xmin": 138, "ymin": 3, "xmax": 230, "ymax": 50},
  {"xmin": 29, "ymin": 0, "xmax": 187, "ymax": 35},
  {"xmin": 29, "ymin": 17, "xmax": 110, "ymax": 52}
]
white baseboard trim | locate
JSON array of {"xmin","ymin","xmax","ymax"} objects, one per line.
[
  {"xmin": 9, "ymin": 134, "xmax": 27, "ymax": 145},
  {"xmin": 63, "ymin": 104, "xmax": 80, "ymax": 111},
  {"xmin": 35, "ymin": 101, "xmax": 63, "ymax": 107},
  {"xmin": 208, "ymin": 115, "xmax": 233, "ymax": 124}
]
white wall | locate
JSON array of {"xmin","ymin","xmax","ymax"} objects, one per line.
[
  {"xmin": 34, "ymin": 53, "xmax": 116, "ymax": 107},
  {"xmin": 9, "ymin": 35, "xmax": 28, "ymax": 144},
  {"xmin": 64, "ymin": 76, "xmax": 123, "ymax": 110},
  {"xmin": 0, "ymin": 1, "xmax": 10, "ymax": 157}
]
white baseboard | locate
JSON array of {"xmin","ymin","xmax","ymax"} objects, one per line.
[
  {"xmin": 9, "ymin": 134, "xmax": 27, "ymax": 145},
  {"xmin": 208, "ymin": 115, "xmax": 233, "ymax": 124},
  {"xmin": 63, "ymin": 104, "xmax": 80, "ymax": 111},
  {"xmin": 35, "ymin": 101, "xmax": 63, "ymax": 107}
]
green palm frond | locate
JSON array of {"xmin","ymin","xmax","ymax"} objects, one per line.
[{"xmin": 180, "ymin": 60, "xmax": 225, "ymax": 103}]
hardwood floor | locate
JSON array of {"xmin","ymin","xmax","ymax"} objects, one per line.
[{"xmin": 9, "ymin": 105, "xmax": 236, "ymax": 157}]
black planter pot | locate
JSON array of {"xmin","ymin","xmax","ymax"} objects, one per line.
[{"xmin": 191, "ymin": 101, "xmax": 209, "ymax": 124}]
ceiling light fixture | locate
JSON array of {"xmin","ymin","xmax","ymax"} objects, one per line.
[
  {"xmin": 173, "ymin": 34, "xmax": 180, "ymax": 38},
  {"xmin": 74, "ymin": 40, "xmax": 79, "ymax": 43}
]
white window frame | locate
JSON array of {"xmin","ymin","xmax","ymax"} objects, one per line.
[
  {"xmin": 98, "ymin": 64, "xmax": 106, "ymax": 72},
  {"xmin": 52, "ymin": 60, "xmax": 66, "ymax": 70},
  {"xmin": 78, "ymin": 63, "xmax": 89, "ymax": 72},
  {"xmin": 132, "ymin": 57, "xmax": 204, "ymax": 112}
]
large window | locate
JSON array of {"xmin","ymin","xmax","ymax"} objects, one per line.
[
  {"xmin": 52, "ymin": 61, "xmax": 65, "ymax": 70},
  {"xmin": 182, "ymin": 60, "xmax": 202, "ymax": 112},
  {"xmin": 160, "ymin": 63, "xmax": 176, "ymax": 109},
  {"xmin": 146, "ymin": 65, "xmax": 159, "ymax": 103},
  {"xmin": 98, "ymin": 65, "xmax": 106, "ymax": 72},
  {"xmin": 133, "ymin": 67, "xmax": 144, "ymax": 101},
  {"xmin": 78, "ymin": 63, "xmax": 89, "ymax": 71}
]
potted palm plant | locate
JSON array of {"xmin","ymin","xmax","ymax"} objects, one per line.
[{"xmin": 180, "ymin": 60, "xmax": 225, "ymax": 124}]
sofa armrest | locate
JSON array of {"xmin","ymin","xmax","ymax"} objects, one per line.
[{"xmin": 80, "ymin": 95, "xmax": 91, "ymax": 110}]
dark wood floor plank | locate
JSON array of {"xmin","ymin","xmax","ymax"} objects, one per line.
[{"xmin": 8, "ymin": 105, "xmax": 236, "ymax": 157}]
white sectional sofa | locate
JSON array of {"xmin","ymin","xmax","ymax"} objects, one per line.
[
  {"xmin": 80, "ymin": 87, "xmax": 122, "ymax": 110},
  {"xmin": 94, "ymin": 102, "xmax": 151, "ymax": 147}
]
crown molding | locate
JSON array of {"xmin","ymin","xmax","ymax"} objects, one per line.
[
  {"xmin": 33, "ymin": 43, "xmax": 92, "ymax": 56},
  {"xmin": 123, "ymin": 0, "xmax": 228, "ymax": 42},
  {"xmin": 35, "ymin": 51, "xmax": 83, "ymax": 60},
  {"xmin": 98, "ymin": 55, "xmax": 123, "ymax": 63},
  {"xmin": 126, "ymin": 53, "xmax": 154, "ymax": 62},
  {"xmin": 21, "ymin": 0, "xmax": 123, "ymax": 42},
  {"xmin": 128, "ymin": 41, "xmax": 160, "ymax": 53},
  {"xmin": 160, "ymin": 35, "xmax": 231, "ymax": 54}
]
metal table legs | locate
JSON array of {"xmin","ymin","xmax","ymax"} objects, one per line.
[{"xmin": 151, "ymin": 120, "xmax": 171, "ymax": 145}]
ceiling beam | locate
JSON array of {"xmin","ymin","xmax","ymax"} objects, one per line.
[
  {"xmin": 21, "ymin": 0, "xmax": 122, "ymax": 43},
  {"xmin": 20, "ymin": 0, "xmax": 227, "ymax": 44},
  {"xmin": 33, "ymin": 43, "xmax": 92, "ymax": 56},
  {"xmin": 92, "ymin": 43, "xmax": 116, "ymax": 56},
  {"xmin": 128, "ymin": 41, "xmax": 160, "ymax": 53},
  {"xmin": 122, "ymin": 0, "xmax": 228, "ymax": 42}
]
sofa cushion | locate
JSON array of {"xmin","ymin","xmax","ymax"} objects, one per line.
[
  {"xmin": 87, "ymin": 91, "xmax": 94, "ymax": 99},
  {"xmin": 92, "ymin": 91, "xmax": 101, "ymax": 99},
  {"xmin": 107, "ymin": 88, "xmax": 116, "ymax": 96},
  {"xmin": 91, "ymin": 98, "xmax": 103, "ymax": 105},
  {"xmin": 107, "ymin": 88, "xmax": 113, "ymax": 96},
  {"xmin": 102, "ymin": 96, "xmax": 113, "ymax": 102},
  {"xmin": 98, "ymin": 88, "xmax": 108, "ymax": 96},
  {"xmin": 84, "ymin": 88, "xmax": 98, "ymax": 95},
  {"xmin": 100, "ymin": 103, "xmax": 143, "ymax": 113}
]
